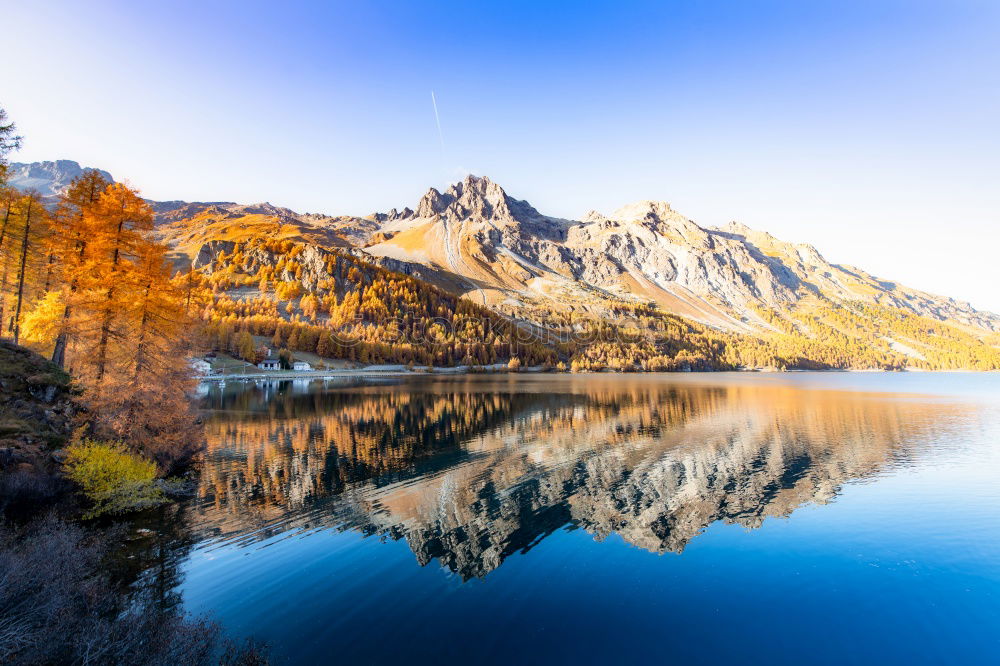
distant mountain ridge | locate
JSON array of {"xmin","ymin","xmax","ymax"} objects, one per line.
[
  {"xmin": 9, "ymin": 161, "xmax": 999, "ymax": 342},
  {"xmin": 362, "ymin": 175, "xmax": 1000, "ymax": 333},
  {"xmin": 7, "ymin": 160, "xmax": 114, "ymax": 198},
  {"xmin": 6, "ymin": 161, "xmax": 377, "ymax": 266}
]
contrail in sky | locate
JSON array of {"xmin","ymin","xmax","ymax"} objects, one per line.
[{"xmin": 431, "ymin": 91, "xmax": 446, "ymax": 165}]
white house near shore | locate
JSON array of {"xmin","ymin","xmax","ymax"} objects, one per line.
[
  {"xmin": 258, "ymin": 358, "xmax": 281, "ymax": 371},
  {"xmin": 189, "ymin": 358, "xmax": 213, "ymax": 376},
  {"xmin": 257, "ymin": 349, "xmax": 281, "ymax": 371},
  {"xmin": 292, "ymin": 361, "xmax": 312, "ymax": 371}
]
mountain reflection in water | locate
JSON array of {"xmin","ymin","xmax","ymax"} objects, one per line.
[{"xmin": 192, "ymin": 375, "xmax": 964, "ymax": 580}]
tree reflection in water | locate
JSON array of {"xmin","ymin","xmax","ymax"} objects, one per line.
[{"xmin": 189, "ymin": 375, "xmax": 965, "ymax": 580}]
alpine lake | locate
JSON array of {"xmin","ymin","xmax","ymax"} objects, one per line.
[{"xmin": 128, "ymin": 372, "xmax": 1000, "ymax": 664}]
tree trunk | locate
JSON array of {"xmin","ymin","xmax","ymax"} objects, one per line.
[
  {"xmin": 93, "ymin": 209, "xmax": 127, "ymax": 383},
  {"xmin": 0, "ymin": 198, "xmax": 13, "ymax": 332},
  {"xmin": 133, "ymin": 279, "xmax": 153, "ymax": 383},
  {"xmin": 51, "ymin": 302, "xmax": 72, "ymax": 367},
  {"xmin": 52, "ymin": 180, "xmax": 104, "ymax": 367},
  {"xmin": 0, "ymin": 197, "xmax": 11, "ymax": 254},
  {"xmin": 184, "ymin": 270, "xmax": 195, "ymax": 315},
  {"xmin": 42, "ymin": 252, "xmax": 56, "ymax": 292},
  {"xmin": 51, "ymin": 240, "xmax": 87, "ymax": 368},
  {"xmin": 93, "ymin": 285, "xmax": 115, "ymax": 383},
  {"xmin": 0, "ymin": 260, "xmax": 8, "ymax": 334},
  {"xmin": 12, "ymin": 198, "xmax": 34, "ymax": 344}
]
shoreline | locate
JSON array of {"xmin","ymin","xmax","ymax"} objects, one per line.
[{"xmin": 195, "ymin": 366, "xmax": 992, "ymax": 382}]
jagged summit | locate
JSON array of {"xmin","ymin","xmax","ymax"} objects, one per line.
[
  {"xmin": 9, "ymin": 160, "xmax": 998, "ymax": 335},
  {"xmin": 609, "ymin": 200, "xmax": 676, "ymax": 222},
  {"xmin": 382, "ymin": 174, "xmax": 546, "ymax": 228},
  {"xmin": 362, "ymin": 176, "xmax": 1000, "ymax": 332},
  {"xmin": 7, "ymin": 160, "xmax": 114, "ymax": 197}
]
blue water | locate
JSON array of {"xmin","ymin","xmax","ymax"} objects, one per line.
[{"xmin": 176, "ymin": 373, "xmax": 1000, "ymax": 664}]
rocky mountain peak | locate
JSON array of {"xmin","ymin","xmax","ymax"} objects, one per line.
[
  {"xmin": 415, "ymin": 186, "xmax": 448, "ymax": 218},
  {"xmin": 720, "ymin": 221, "xmax": 830, "ymax": 268},
  {"xmin": 581, "ymin": 210, "xmax": 608, "ymax": 224},
  {"xmin": 609, "ymin": 200, "xmax": 676, "ymax": 223},
  {"xmin": 7, "ymin": 160, "xmax": 115, "ymax": 197},
  {"xmin": 450, "ymin": 174, "xmax": 505, "ymax": 202},
  {"xmin": 374, "ymin": 207, "xmax": 415, "ymax": 223},
  {"xmin": 604, "ymin": 200, "xmax": 710, "ymax": 245},
  {"xmin": 406, "ymin": 174, "xmax": 545, "ymax": 228},
  {"xmin": 230, "ymin": 202, "xmax": 299, "ymax": 218},
  {"xmin": 721, "ymin": 220, "xmax": 754, "ymax": 235},
  {"xmin": 448, "ymin": 174, "xmax": 513, "ymax": 218}
]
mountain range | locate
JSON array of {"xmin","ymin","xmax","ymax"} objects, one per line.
[
  {"xmin": 9, "ymin": 160, "xmax": 1000, "ymax": 368},
  {"xmin": 7, "ymin": 160, "xmax": 114, "ymax": 199},
  {"xmin": 359, "ymin": 175, "xmax": 998, "ymax": 332}
]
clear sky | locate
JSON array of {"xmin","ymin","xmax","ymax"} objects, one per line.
[{"xmin": 5, "ymin": 0, "xmax": 999, "ymax": 311}]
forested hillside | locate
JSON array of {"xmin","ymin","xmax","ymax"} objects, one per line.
[
  {"xmin": 188, "ymin": 237, "xmax": 556, "ymax": 367},
  {"xmin": 181, "ymin": 235, "xmax": 1000, "ymax": 371},
  {"xmin": 6, "ymin": 157, "xmax": 1000, "ymax": 372},
  {"xmin": 1, "ymin": 169, "xmax": 200, "ymax": 465}
]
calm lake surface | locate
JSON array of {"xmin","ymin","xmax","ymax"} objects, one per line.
[{"xmin": 171, "ymin": 373, "xmax": 1000, "ymax": 664}]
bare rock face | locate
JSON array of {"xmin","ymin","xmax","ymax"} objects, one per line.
[
  {"xmin": 558, "ymin": 201, "xmax": 799, "ymax": 310},
  {"xmin": 7, "ymin": 160, "xmax": 114, "ymax": 198},
  {"xmin": 13, "ymin": 159, "xmax": 996, "ymax": 332},
  {"xmin": 193, "ymin": 240, "xmax": 237, "ymax": 270},
  {"xmin": 403, "ymin": 175, "xmax": 567, "ymax": 240},
  {"xmin": 363, "ymin": 175, "xmax": 1000, "ymax": 331}
]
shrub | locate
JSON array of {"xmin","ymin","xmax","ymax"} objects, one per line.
[
  {"xmin": 0, "ymin": 517, "xmax": 271, "ymax": 665},
  {"xmin": 0, "ymin": 467, "xmax": 62, "ymax": 520},
  {"xmin": 83, "ymin": 380, "xmax": 205, "ymax": 474},
  {"xmin": 64, "ymin": 440, "xmax": 165, "ymax": 518}
]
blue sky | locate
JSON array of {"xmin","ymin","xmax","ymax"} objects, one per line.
[{"xmin": 5, "ymin": 0, "xmax": 999, "ymax": 310}]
